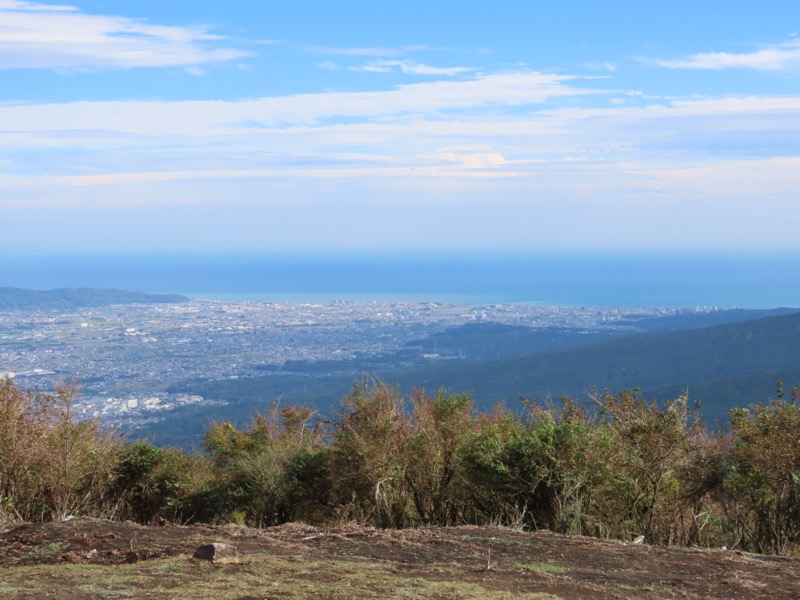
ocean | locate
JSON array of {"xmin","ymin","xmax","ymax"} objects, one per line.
[{"xmin": 3, "ymin": 251, "xmax": 800, "ymax": 308}]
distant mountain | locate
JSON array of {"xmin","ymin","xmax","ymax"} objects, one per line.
[
  {"xmin": 405, "ymin": 310, "xmax": 800, "ymax": 422},
  {"xmin": 403, "ymin": 308, "xmax": 800, "ymax": 362},
  {"xmin": 616, "ymin": 307, "xmax": 799, "ymax": 333},
  {"xmin": 0, "ymin": 287, "xmax": 189, "ymax": 309}
]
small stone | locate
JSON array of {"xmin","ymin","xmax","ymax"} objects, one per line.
[
  {"xmin": 193, "ymin": 543, "xmax": 239, "ymax": 564},
  {"xmin": 62, "ymin": 552, "xmax": 82, "ymax": 564}
]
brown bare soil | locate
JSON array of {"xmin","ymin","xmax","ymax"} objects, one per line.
[{"xmin": 0, "ymin": 519, "xmax": 798, "ymax": 599}]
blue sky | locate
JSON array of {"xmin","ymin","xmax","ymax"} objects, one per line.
[{"xmin": 2, "ymin": 0, "xmax": 799, "ymax": 254}]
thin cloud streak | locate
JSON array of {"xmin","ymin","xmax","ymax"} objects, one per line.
[
  {"xmin": 302, "ymin": 45, "xmax": 401, "ymax": 57},
  {"xmin": 0, "ymin": 71, "xmax": 605, "ymax": 135},
  {"xmin": 350, "ymin": 60, "xmax": 472, "ymax": 75},
  {"xmin": 648, "ymin": 38, "xmax": 800, "ymax": 71},
  {"xmin": 0, "ymin": 1, "xmax": 76, "ymax": 11},
  {"xmin": 0, "ymin": 1, "xmax": 251, "ymax": 69}
]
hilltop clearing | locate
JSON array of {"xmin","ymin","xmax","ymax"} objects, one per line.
[{"xmin": 0, "ymin": 519, "xmax": 796, "ymax": 599}]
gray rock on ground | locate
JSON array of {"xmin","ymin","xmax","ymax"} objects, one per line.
[{"xmin": 193, "ymin": 542, "xmax": 239, "ymax": 564}]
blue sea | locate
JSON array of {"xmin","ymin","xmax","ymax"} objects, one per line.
[{"xmin": 3, "ymin": 251, "xmax": 800, "ymax": 308}]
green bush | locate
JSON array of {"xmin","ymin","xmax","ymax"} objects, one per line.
[
  {"xmin": 461, "ymin": 398, "xmax": 612, "ymax": 534},
  {"xmin": 112, "ymin": 441, "xmax": 213, "ymax": 524},
  {"xmin": 203, "ymin": 401, "xmax": 326, "ymax": 526},
  {"xmin": 403, "ymin": 389, "xmax": 476, "ymax": 525},
  {"xmin": 727, "ymin": 400, "xmax": 800, "ymax": 554}
]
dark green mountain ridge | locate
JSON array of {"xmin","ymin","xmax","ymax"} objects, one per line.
[{"xmin": 405, "ymin": 310, "xmax": 800, "ymax": 422}]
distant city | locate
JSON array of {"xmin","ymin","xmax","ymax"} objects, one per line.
[{"xmin": 0, "ymin": 299, "xmax": 686, "ymax": 429}]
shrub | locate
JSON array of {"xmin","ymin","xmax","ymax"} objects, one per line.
[
  {"xmin": 593, "ymin": 389, "xmax": 709, "ymax": 544},
  {"xmin": 0, "ymin": 379, "xmax": 53, "ymax": 522},
  {"xmin": 461, "ymin": 398, "xmax": 612, "ymax": 534},
  {"xmin": 0, "ymin": 380, "xmax": 119, "ymax": 522},
  {"xmin": 403, "ymin": 389, "xmax": 476, "ymax": 525},
  {"xmin": 203, "ymin": 401, "xmax": 326, "ymax": 526},
  {"xmin": 43, "ymin": 384, "xmax": 120, "ymax": 520},
  {"xmin": 459, "ymin": 407, "xmax": 523, "ymax": 525},
  {"xmin": 727, "ymin": 399, "xmax": 800, "ymax": 554},
  {"xmin": 329, "ymin": 380, "xmax": 411, "ymax": 527},
  {"xmin": 112, "ymin": 441, "xmax": 213, "ymax": 524}
]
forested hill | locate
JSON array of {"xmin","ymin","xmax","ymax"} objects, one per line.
[
  {"xmin": 0, "ymin": 287, "xmax": 189, "ymax": 309},
  {"xmin": 406, "ymin": 309, "xmax": 800, "ymax": 422}
]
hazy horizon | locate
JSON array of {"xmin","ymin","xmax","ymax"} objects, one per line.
[{"xmin": 4, "ymin": 251, "xmax": 800, "ymax": 308}]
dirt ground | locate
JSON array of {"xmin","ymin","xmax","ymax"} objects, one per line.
[{"xmin": 0, "ymin": 519, "xmax": 798, "ymax": 599}]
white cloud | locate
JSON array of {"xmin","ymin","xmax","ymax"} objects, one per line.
[
  {"xmin": 302, "ymin": 44, "xmax": 458, "ymax": 59},
  {"xmin": 184, "ymin": 66, "xmax": 206, "ymax": 77},
  {"xmin": 0, "ymin": 71, "xmax": 603, "ymax": 136},
  {"xmin": 0, "ymin": 1, "xmax": 251, "ymax": 69},
  {"xmin": 1, "ymin": 63, "xmax": 799, "ymax": 249},
  {"xmin": 585, "ymin": 61, "xmax": 617, "ymax": 72},
  {"xmin": 418, "ymin": 151, "xmax": 508, "ymax": 168},
  {"xmin": 314, "ymin": 60, "xmax": 339, "ymax": 70},
  {"xmin": 351, "ymin": 62, "xmax": 392, "ymax": 73},
  {"xmin": 649, "ymin": 38, "xmax": 800, "ymax": 71},
  {"xmin": 350, "ymin": 60, "xmax": 472, "ymax": 76},
  {"xmin": 303, "ymin": 45, "xmax": 400, "ymax": 57},
  {"xmin": 0, "ymin": 1, "xmax": 73, "ymax": 10}
]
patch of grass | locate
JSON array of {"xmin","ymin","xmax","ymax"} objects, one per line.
[
  {"xmin": 0, "ymin": 555, "xmax": 565, "ymax": 599},
  {"xmin": 0, "ymin": 582, "xmax": 22, "ymax": 594},
  {"xmin": 22, "ymin": 540, "xmax": 69, "ymax": 559},
  {"xmin": 76, "ymin": 583, "xmax": 136, "ymax": 598},
  {"xmin": 429, "ymin": 564, "xmax": 454, "ymax": 574},
  {"xmin": 513, "ymin": 562, "xmax": 568, "ymax": 574}
]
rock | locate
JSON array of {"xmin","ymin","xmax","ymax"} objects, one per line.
[
  {"xmin": 62, "ymin": 552, "xmax": 82, "ymax": 564},
  {"xmin": 193, "ymin": 543, "xmax": 239, "ymax": 564}
]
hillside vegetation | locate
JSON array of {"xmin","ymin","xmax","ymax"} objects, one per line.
[{"xmin": 2, "ymin": 378, "xmax": 799, "ymax": 557}]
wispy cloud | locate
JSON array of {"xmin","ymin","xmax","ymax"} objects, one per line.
[
  {"xmin": 2, "ymin": 64, "xmax": 799, "ymax": 252},
  {"xmin": 0, "ymin": 0, "xmax": 73, "ymax": 10},
  {"xmin": 0, "ymin": 1, "xmax": 251, "ymax": 69},
  {"xmin": 314, "ymin": 60, "xmax": 339, "ymax": 71},
  {"xmin": 350, "ymin": 60, "xmax": 472, "ymax": 76},
  {"xmin": 301, "ymin": 43, "xmax": 455, "ymax": 58},
  {"xmin": 585, "ymin": 62, "xmax": 617, "ymax": 73},
  {"xmin": 648, "ymin": 38, "xmax": 800, "ymax": 71},
  {"xmin": 302, "ymin": 45, "xmax": 400, "ymax": 57},
  {"xmin": 0, "ymin": 71, "xmax": 603, "ymax": 136}
]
